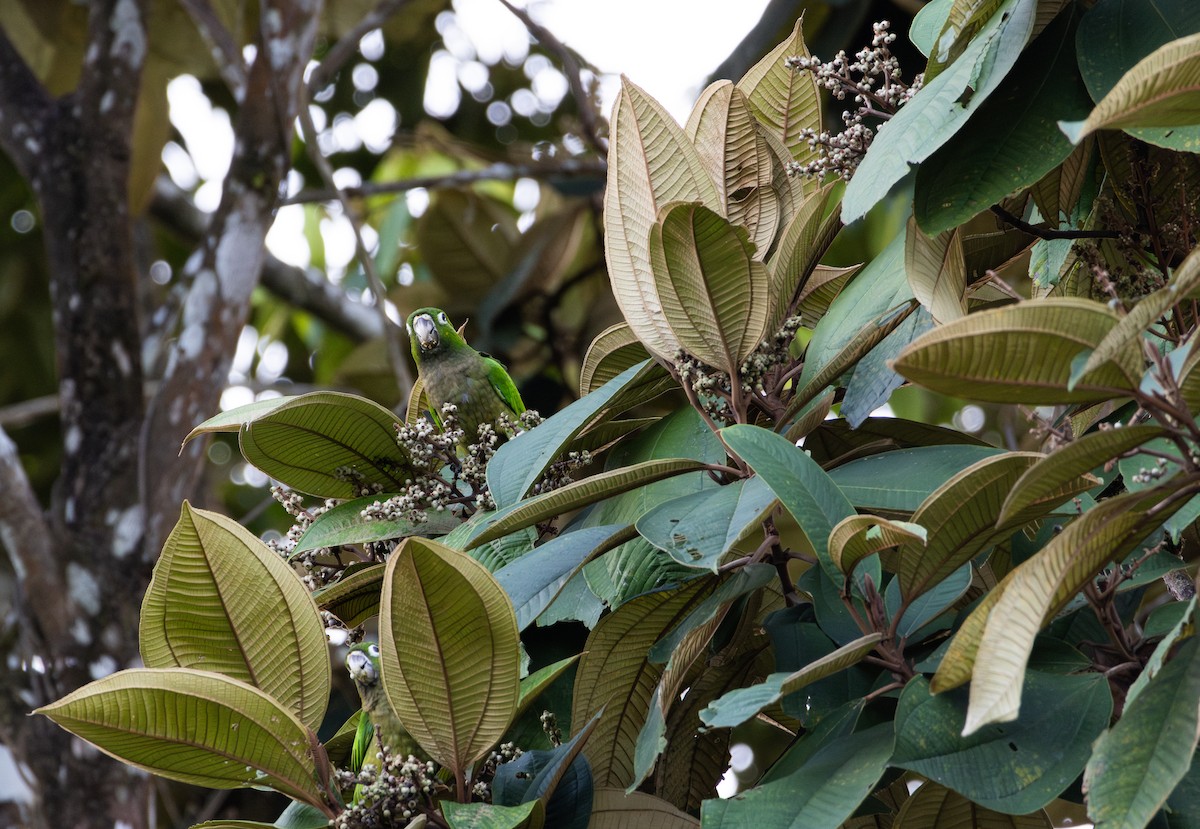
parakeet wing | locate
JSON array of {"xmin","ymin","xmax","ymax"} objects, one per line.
[
  {"xmin": 483, "ymin": 355, "xmax": 525, "ymax": 415},
  {"xmin": 350, "ymin": 709, "xmax": 375, "ymax": 774}
]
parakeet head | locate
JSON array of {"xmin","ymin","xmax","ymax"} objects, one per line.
[
  {"xmin": 406, "ymin": 307, "xmax": 465, "ymax": 357},
  {"xmin": 346, "ymin": 642, "xmax": 381, "ymax": 687}
]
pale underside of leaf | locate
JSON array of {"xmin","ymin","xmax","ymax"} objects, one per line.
[{"xmin": 604, "ymin": 77, "xmax": 721, "ymax": 359}]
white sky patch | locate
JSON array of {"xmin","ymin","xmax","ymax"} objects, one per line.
[
  {"xmin": 533, "ymin": 0, "xmax": 772, "ymax": 121},
  {"xmin": 266, "ymin": 204, "xmax": 310, "ymax": 268},
  {"xmin": 356, "ymin": 98, "xmax": 398, "ymax": 153},
  {"xmin": 453, "ymin": 0, "xmax": 531, "ymax": 65},
  {"xmin": 167, "ymin": 76, "xmax": 234, "ymax": 182},
  {"xmin": 321, "ymin": 216, "xmax": 358, "ymax": 269},
  {"xmin": 89, "ymin": 655, "xmax": 118, "ymax": 680},
  {"xmin": 424, "ymin": 50, "xmax": 462, "ymax": 118},
  {"xmin": 221, "ymin": 385, "xmax": 255, "ymax": 412}
]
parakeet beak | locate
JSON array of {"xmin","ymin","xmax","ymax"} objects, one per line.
[
  {"xmin": 412, "ymin": 314, "xmax": 439, "ymax": 351},
  {"xmin": 346, "ymin": 650, "xmax": 378, "ymax": 684}
]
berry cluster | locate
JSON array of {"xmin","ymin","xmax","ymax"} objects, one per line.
[
  {"xmin": 334, "ymin": 754, "xmax": 438, "ymax": 829},
  {"xmin": 786, "ymin": 21, "xmax": 922, "ymax": 180}
]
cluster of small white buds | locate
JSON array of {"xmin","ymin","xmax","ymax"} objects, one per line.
[
  {"xmin": 785, "ymin": 21, "xmax": 921, "ymax": 181},
  {"xmin": 334, "ymin": 754, "xmax": 438, "ymax": 829}
]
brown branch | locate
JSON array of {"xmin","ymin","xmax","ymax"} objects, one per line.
[
  {"xmin": 297, "ymin": 90, "xmax": 414, "ymax": 401},
  {"xmin": 150, "ymin": 177, "xmax": 383, "ymax": 341},
  {"xmin": 178, "ymin": 0, "xmax": 247, "ymax": 97},
  {"xmin": 308, "ymin": 0, "xmax": 413, "ymax": 95},
  {"xmin": 494, "ymin": 0, "xmax": 607, "ymax": 154},
  {"xmin": 282, "ymin": 158, "xmax": 607, "ymax": 204},
  {"xmin": 990, "ymin": 205, "xmax": 1120, "ymax": 240},
  {"xmin": 0, "ymin": 426, "xmax": 65, "ymax": 645},
  {"xmin": 0, "ymin": 29, "xmax": 54, "ymax": 182},
  {"xmin": 140, "ymin": 0, "xmax": 323, "ymax": 555}
]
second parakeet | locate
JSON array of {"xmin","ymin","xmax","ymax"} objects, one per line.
[
  {"xmin": 406, "ymin": 307, "xmax": 525, "ymax": 442},
  {"xmin": 346, "ymin": 642, "xmax": 422, "ymax": 765}
]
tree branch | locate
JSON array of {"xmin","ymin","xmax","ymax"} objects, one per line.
[
  {"xmin": 150, "ymin": 177, "xmax": 383, "ymax": 341},
  {"xmin": 140, "ymin": 0, "xmax": 323, "ymax": 555},
  {"xmin": 989, "ymin": 205, "xmax": 1120, "ymax": 240},
  {"xmin": 297, "ymin": 89, "xmax": 414, "ymax": 400},
  {"xmin": 307, "ymin": 0, "xmax": 413, "ymax": 95},
  {"xmin": 0, "ymin": 28, "xmax": 54, "ymax": 183},
  {"xmin": 178, "ymin": 0, "xmax": 247, "ymax": 98},
  {"xmin": 282, "ymin": 157, "xmax": 606, "ymax": 204},
  {"xmin": 495, "ymin": 0, "xmax": 607, "ymax": 154},
  {"xmin": 0, "ymin": 425, "xmax": 65, "ymax": 645}
]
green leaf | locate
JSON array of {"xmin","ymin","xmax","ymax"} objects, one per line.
[
  {"xmin": 892, "ymin": 674, "xmax": 1112, "ymax": 814},
  {"xmin": 796, "ymin": 227, "xmax": 910, "ymax": 398},
  {"xmin": 571, "ymin": 578, "xmax": 713, "ymax": 787},
  {"xmin": 443, "ymin": 515, "xmax": 538, "ymax": 572},
  {"xmin": 897, "ymin": 451, "xmax": 1093, "ymax": 602},
  {"xmin": 829, "ymin": 515, "xmax": 927, "ymax": 577},
  {"xmin": 441, "ymin": 800, "xmax": 543, "ymax": 829},
  {"xmin": 925, "ymin": 0, "xmax": 1011, "ymax": 81},
  {"xmin": 999, "ymin": 424, "xmax": 1163, "ymax": 523},
  {"xmin": 828, "ymin": 445, "xmax": 1004, "ymax": 514},
  {"xmin": 579, "ymin": 324, "xmax": 655, "ymax": 396},
  {"xmin": 636, "ymin": 477, "xmax": 777, "ymax": 572},
  {"xmin": 914, "ymin": 6, "xmax": 1093, "ymax": 234},
  {"xmin": 488, "ymin": 359, "xmax": 659, "ymax": 508},
  {"xmin": 768, "ymin": 184, "xmax": 843, "ymax": 328},
  {"xmin": 1084, "ymin": 245, "xmax": 1200, "ymax": 378},
  {"xmin": 1127, "ymin": 596, "xmax": 1195, "ymax": 706},
  {"xmin": 893, "ymin": 298, "xmax": 1142, "ymax": 404},
  {"xmin": 700, "ymin": 723, "xmax": 893, "ymax": 828},
  {"xmin": 589, "ymin": 789, "xmax": 699, "ymax": 828},
  {"xmin": 964, "ymin": 495, "xmax": 1154, "ymax": 734},
  {"xmin": 313, "ymin": 564, "xmax": 383, "ymax": 627},
  {"xmin": 1062, "ymin": 32, "xmax": 1200, "ymax": 143},
  {"xmin": 698, "ymin": 633, "xmax": 882, "ymax": 729},
  {"xmin": 379, "ymin": 537, "xmax": 521, "ymax": 774},
  {"xmin": 232, "ymin": 392, "xmax": 410, "ymax": 498},
  {"xmin": 736, "ymin": 18, "xmax": 822, "ymax": 171},
  {"xmin": 182, "ymin": 396, "xmax": 296, "ymax": 443},
  {"xmin": 417, "ymin": 189, "xmax": 517, "ymax": 297},
  {"xmin": 892, "ymin": 782, "xmax": 1053, "ymax": 827},
  {"xmin": 685, "ymin": 81, "xmax": 790, "ymax": 258},
  {"xmin": 911, "ymin": 0, "xmax": 955, "ymax": 57},
  {"xmin": 885, "ymin": 562, "xmax": 973, "ymax": 641},
  {"xmin": 648, "ymin": 564, "xmax": 775, "ymax": 664},
  {"xmin": 470, "ymin": 459, "xmax": 707, "ymax": 549},
  {"xmin": 139, "ymin": 502, "xmax": 330, "ymax": 731},
  {"xmin": 650, "ymin": 201, "xmax": 771, "ymax": 373},
  {"xmin": 1075, "ymin": 0, "xmax": 1200, "ymax": 152},
  {"xmin": 35, "ymin": 668, "xmax": 327, "ymax": 809},
  {"xmin": 294, "ymin": 495, "xmax": 458, "ymax": 553},
  {"xmin": 495, "ymin": 524, "xmax": 635, "ymax": 630},
  {"xmin": 721, "ymin": 424, "xmax": 856, "ymax": 580},
  {"xmin": 192, "ymin": 799, "xmax": 331, "ymax": 829},
  {"xmin": 785, "ymin": 302, "xmax": 916, "ymax": 428},
  {"xmin": 905, "ymin": 218, "xmax": 966, "ymax": 323},
  {"xmin": 842, "ymin": 0, "xmax": 1038, "ymax": 222},
  {"xmin": 1085, "ymin": 638, "xmax": 1200, "ymax": 829},
  {"xmin": 841, "ymin": 307, "xmax": 934, "ymax": 429},
  {"xmin": 605, "ymin": 77, "xmax": 722, "ymax": 359},
  {"xmin": 517, "ymin": 655, "xmax": 581, "ymax": 720}
]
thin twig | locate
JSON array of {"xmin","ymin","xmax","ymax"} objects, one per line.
[
  {"xmin": 990, "ymin": 205, "xmax": 1120, "ymax": 240},
  {"xmin": 307, "ymin": 0, "xmax": 413, "ymax": 95},
  {"xmin": 283, "ymin": 158, "xmax": 607, "ymax": 204},
  {"xmin": 297, "ymin": 92, "xmax": 415, "ymax": 403},
  {"xmin": 494, "ymin": 0, "xmax": 607, "ymax": 154},
  {"xmin": 178, "ymin": 0, "xmax": 246, "ymax": 97}
]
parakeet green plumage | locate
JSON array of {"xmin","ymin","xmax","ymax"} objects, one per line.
[
  {"xmin": 406, "ymin": 307, "xmax": 525, "ymax": 442},
  {"xmin": 346, "ymin": 642, "xmax": 422, "ymax": 765}
]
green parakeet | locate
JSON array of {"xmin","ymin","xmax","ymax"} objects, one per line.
[
  {"xmin": 406, "ymin": 307, "xmax": 525, "ymax": 442},
  {"xmin": 346, "ymin": 642, "xmax": 422, "ymax": 766}
]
